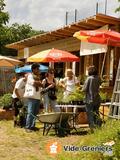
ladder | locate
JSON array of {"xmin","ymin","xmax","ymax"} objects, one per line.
[{"xmin": 109, "ymin": 59, "xmax": 120, "ymax": 119}]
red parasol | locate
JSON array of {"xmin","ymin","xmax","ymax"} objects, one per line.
[
  {"xmin": 73, "ymin": 30, "xmax": 120, "ymax": 47},
  {"xmin": 27, "ymin": 48, "xmax": 80, "ymax": 62}
]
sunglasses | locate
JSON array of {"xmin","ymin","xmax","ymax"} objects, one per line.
[{"xmin": 49, "ymin": 72, "xmax": 54, "ymax": 74}]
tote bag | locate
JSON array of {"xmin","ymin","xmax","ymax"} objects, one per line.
[{"xmin": 24, "ymin": 85, "xmax": 36, "ymax": 99}]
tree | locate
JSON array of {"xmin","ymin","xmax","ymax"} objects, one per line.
[
  {"xmin": 0, "ymin": 0, "xmax": 44, "ymax": 56},
  {"xmin": 6, "ymin": 23, "xmax": 44, "ymax": 43},
  {"xmin": 0, "ymin": 0, "xmax": 9, "ymax": 26},
  {"xmin": 3, "ymin": 23, "xmax": 44, "ymax": 56},
  {"xmin": 0, "ymin": 0, "xmax": 10, "ymax": 55},
  {"xmin": 115, "ymin": 0, "xmax": 120, "ymax": 12}
]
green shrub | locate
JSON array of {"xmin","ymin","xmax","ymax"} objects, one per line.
[
  {"xmin": 56, "ymin": 87, "xmax": 64, "ymax": 103},
  {"xmin": 100, "ymin": 91, "xmax": 107, "ymax": 102},
  {"xmin": 0, "ymin": 93, "xmax": 12, "ymax": 110},
  {"xmin": 78, "ymin": 75, "xmax": 87, "ymax": 85},
  {"xmin": 100, "ymin": 91, "xmax": 111, "ymax": 102},
  {"xmin": 67, "ymin": 87, "xmax": 85, "ymax": 102},
  {"xmin": 57, "ymin": 87, "xmax": 85, "ymax": 104}
]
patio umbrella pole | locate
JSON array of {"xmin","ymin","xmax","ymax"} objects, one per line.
[
  {"xmin": 49, "ymin": 62, "xmax": 54, "ymax": 68},
  {"xmin": 100, "ymin": 51, "xmax": 107, "ymax": 78}
]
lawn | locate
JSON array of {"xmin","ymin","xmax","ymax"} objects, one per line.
[{"xmin": 0, "ymin": 119, "xmax": 120, "ymax": 160}]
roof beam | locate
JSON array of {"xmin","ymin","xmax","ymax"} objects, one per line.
[
  {"xmin": 74, "ymin": 23, "xmax": 95, "ymax": 30},
  {"xmin": 96, "ymin": 13, "xmax": 120, "ymax": 23},
  {"xmin": 85, "ymin": 19, "xmax": 106, "ymax": 27},
  {"xmin": 54, "ymin": 30, "xmax": 72, "ymax": 37},
  {"xmin": 94, "ymin": 17, "xmax": 119, "ymax": 25}
]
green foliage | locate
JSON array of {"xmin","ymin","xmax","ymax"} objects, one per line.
[
  {"xmin": 56, "ymin": 86, "xmax": 64, "ymax": 103},
  {"xmin": 113, "ymin": 130, "xmax": 120, "ymax": 159},
  {"xmin": 0, "ymin": 0, "xmax": 10, "ymax": 55},
  {"xmin": 75, "ymin": 120, "xmax": 120, "ymax": 160},
  {"xmin": 0, "ymin": 0, "xmax": 9, "ymax": 26},
  {"xmin": 0, "ymin": 118, "xmax": 120, "ymax": 159},
  {"xmin": 0, "ymin": 0, "xmax": 45, "ymax": 56},
  {"xmin": 0, "ymin": 93, "xmax": 12, "ymax": 109},
  {"xmin": 115, "ymin": 0, "xmax": 120, "ymax": 12},
  {"xmin": 100, "ymin": 91, "xmax": 107, "ymax": 102},
  {"xmin": 1, "ymin": 23, "xmax": 45, "ymax": 56},
  {"xmin": 57, "ymin": 87, "xmax": 85, "ymax": 104},
  {"xmin": 67, "ymin": 87, "xmax": 85, "ymax": 102},
  {"xmin": 6, "ymin": 23, "xmax": 44, "ymax": 43},
  {"xmin": 78, "ymin": 74, "xmax": 87, "ymax": 85},
  {"xmin": 100, "ymin": 91, "xmax": 111, "ymax": 102}
]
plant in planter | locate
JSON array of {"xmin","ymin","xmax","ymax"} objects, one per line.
[
  {"xmin": 56, "ymin": 87, "xmax": 64, "ymax": 105},
  {"xmin": 67, "ymin": 87, "xmax": 85, "ymax": 105},
  {"xmin": 0, "ymin": 93, "xmax": 12, "ymax": 110},
  {"xmin": 99, "ymin": 91, "xmax": 107, "ymax": 103},
  {"xmin": 100, "ymin": 91, "xmax": 112, "ymax": 103},
  {"xmin": 56, "ymin": 86, "xmax": 85, "ymax": 105},
  {"xmin": 78, "ymin": 75, "xmax": 87, "ymax": 85}
]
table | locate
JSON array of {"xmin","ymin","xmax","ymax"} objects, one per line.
[
  {"xmin": 56, "ymin": 104, "xmax": 86, "ymax": 113},
  {"xmin": 56, "ymin": 104, "xmax": 86, "ymax": 131},
  {"xmin": 56, "ymin": 103, "xmax": 111, "ymax": 122}
]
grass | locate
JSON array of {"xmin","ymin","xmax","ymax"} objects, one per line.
[{"xmin": 0, "ymin": 119, "xmax": 120, "ymax": 160}]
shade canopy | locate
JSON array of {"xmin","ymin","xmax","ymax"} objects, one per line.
[
  {"xmin": 27, "ymin": 48, "xmax": 80, "ymax": 62},
  {"xmin": 15, "ymin": 64, "xmax": 48, "ymax": 73},
  {"xmin": 0, "ymin": 55, "xmax": 22, "ymax": 67},
  {"xmin": 73, "ymin": 30, "xmax": 120, "ymax": 47}
]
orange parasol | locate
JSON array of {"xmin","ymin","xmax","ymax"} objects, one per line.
[{"xmin": 0, "ymin": 55, "xmax": 22, "ymax": 67}]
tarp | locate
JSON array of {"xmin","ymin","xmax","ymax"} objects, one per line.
[{"xmin": 15, "ymin": 64, "xmax": 48, "ymax": 73}]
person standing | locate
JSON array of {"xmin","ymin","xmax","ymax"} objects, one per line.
[
  {"xmin": 24, "ymin": 63, "xmax": 42, "ymax": 132},
  {"xmin": 59, "ymin": 69, "xmax": 79, "ymax": 98},
  {"xmin": 82, "ymin": 66, "xmax": 102, "ymax": 132},
  {"xmin": 12, "ymin": 73, "xmax": 27, "ymax": 127},
  {"xmin": 42, "ymin": 68, "xmax": 60, "ymax": 112}
]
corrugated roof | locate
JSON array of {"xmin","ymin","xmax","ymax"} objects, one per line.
[{"xmin": 6, "ymin": 13, "xmax": 120, "ymax": 50}]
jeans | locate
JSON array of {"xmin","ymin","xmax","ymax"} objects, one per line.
[
  {"xmin": 26, "ymin": 98, "xmax": 40, "ymax": 129},
  {"xmin": 86, "ymin": 101, "xmax": 101, "ymax": 129},
  {"xmin": 43, "ymin": 93, "xmax": 60, "ymax": 112}
]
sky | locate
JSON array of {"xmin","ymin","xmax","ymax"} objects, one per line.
[{"xmin": 5, "ymin": 0, "xmax": 120, "ymax": 32}]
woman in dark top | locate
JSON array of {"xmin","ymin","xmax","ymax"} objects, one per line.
[
  {"xmin": 42, "ymin": 68, "xmax": 60, "ymax": 112},
  {"xmin": 83, "ymin": 66, "xmax": 102, "ymax": 132}
]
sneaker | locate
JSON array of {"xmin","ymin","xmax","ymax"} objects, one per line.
[
  {"xmin": 31, "ymin": 127, "xmax": 39, "ymax": 131},
  {"xmin": 25, "ymin": 129, "xmax": 33, "ymax": 133},
  {"xmin": 90, "ymin": 128, "xmax": 94, "ymax": 134}
]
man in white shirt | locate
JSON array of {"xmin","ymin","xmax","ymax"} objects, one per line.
[
  {"xmin": 12, "ymin": 73, "xmax": 27, "ymax": 127},
  {"xmin": 24, "ymin": 63, "xmax": 42, "ymax": 132}
]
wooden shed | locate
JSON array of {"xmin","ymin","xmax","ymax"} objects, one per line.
[{"xmin": 6, "ymin": 13, "xmax": 120, "ymax": 87}]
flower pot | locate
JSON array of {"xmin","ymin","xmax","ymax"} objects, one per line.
[
  {"xmin": 0, "ymin": 108, "xmax": 14, "ymax": 120},
  {"xmin": 76, "ymin": 112, "xmax": 88, "ymax": 124}
]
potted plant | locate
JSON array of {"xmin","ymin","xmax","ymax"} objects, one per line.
[
  {"xmin": 99, "ymin": 91, "xmax": 107, "ymax": 103},
  {"xmin": 67, "ymin": 87, "xmax": 85, "ymax": 105},
  {"xmin": 0, "ymin": 93, "xmax": 14, "ymax": 120},
  {"xmin": 0, "ymin": 93, "xmax": 12, "ymax": 110}
]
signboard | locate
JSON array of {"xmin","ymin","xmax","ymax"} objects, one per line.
[
  {"xmin": 80, "ymin": 42, "xmax": 107, "ymax": 56},
  {"xmin": 80, "ymin": 25, "xmax": 108, "ymax": 56}
]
